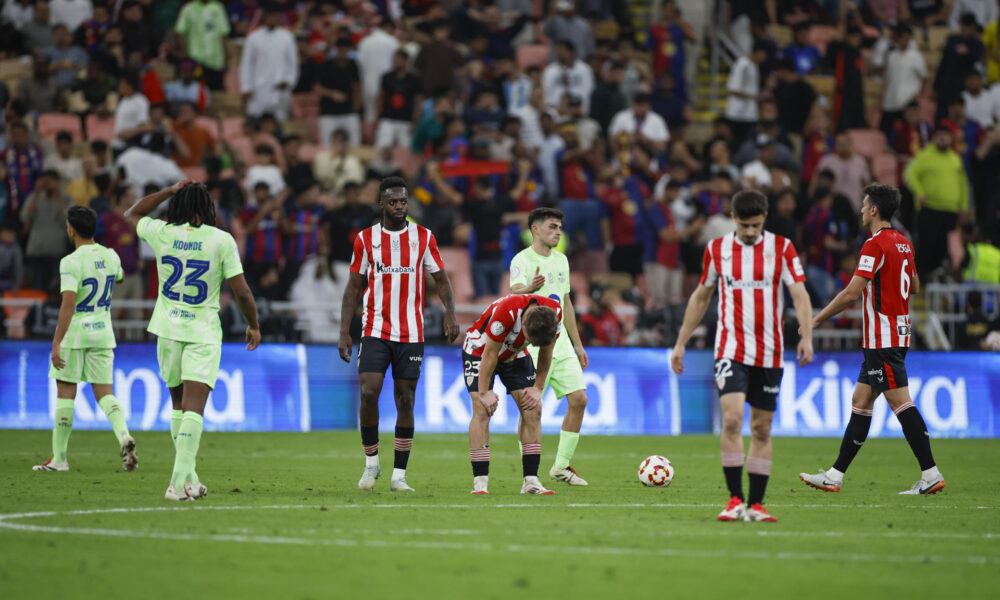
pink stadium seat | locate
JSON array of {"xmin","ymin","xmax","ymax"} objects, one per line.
[
  {"xmin": 516, "ymin": 44, "xmax": 550, "ymax": 70},
  {"xmin": 808, "ymin": 25, "xmax": 838, "ymax": 55},
  {"xmin": 181, "ymin": 166, "xmax": 207, "ymax": 182},
  {"xmin": 290, "ymin": 93, "xmax": 320, "ymax": 119},
  {"xmin": 227, "ymin": 136, "xmax": 255, "ymax": 167},
  {"xmin": 84, "ymin": 114, "xmax": 115, "ymax": 142},
  {"xmin": 195, "ymin": 116, "xmax": 220, "ymax": 140},
  {"xmin": 439, "ymin": 248, "xmax": 474, "ymax": 305},
  {"xmin": 38, "ymin": 113, "xmax": 83, "ymax": 143},
  {"xmin": 847, "ymin": 129, "xmax": 887, "ymax": 160},
  {"xmin": 298, "ymin": 143, "xmax": 321, "ymax": 164},
  {"xmin": 221, "ymin": 117, "xmax": 245, "ymax": 140},
  {"xmin": 872, "ymin": 153, "xmax": 898, "ymax": 186}
]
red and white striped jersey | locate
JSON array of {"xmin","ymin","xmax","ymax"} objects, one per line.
[
  {"xmin": 853, "ymin": 227, "xmax": 915, "ymax": 349},
  {"xmin": 462, "ymin": 295, "xmax": 563, "ymax": 362},
  {"xmin": 349, "ymin": 222, "xmax": 444, "ymax": 342},
  {"xmin": 700, "ymin": 231, "xmax": 806, "ymax": 368}
]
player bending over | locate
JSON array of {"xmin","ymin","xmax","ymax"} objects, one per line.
[
  {"xmin": 463, "ymin": 295, "xmax": 561, "ymax": 495},
  {"xmin": 800, "ymin": 184, "xmax": 945, "ymax": 495},
  {"xmin": 672, "ymin": 190, "xmax": 814, "ymax": 522},
  {"xmin": 35, "ymin": 206, "xmax": 136, "ymax": 472},
  {"xmin": 509, "ymin": 208, "xmax": 590, "ymax": 486},
  {"xmin": 125, "ymin": 181, "xmax": 261, "ymax": 501}
]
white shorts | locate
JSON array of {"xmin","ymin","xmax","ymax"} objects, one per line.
[
  {"xmin": 319, "ymin": 114, "xmax": 361, "ymax": 147},
  {"xmin": 375, "ymin": 119, "xmax": 412, "ymax": 149}
]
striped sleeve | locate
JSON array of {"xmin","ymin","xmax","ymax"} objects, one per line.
[
  {"xmin": 422, "ymin": 231, "xmax": 444, "ymax": 273},
  {"xmin": 781, "ymin": 239, "xmax": 806, "ymax": 285},
  {"xmin": 349, "ymin": 230, "xmax": 369, "ymax": 274},
  {"xmin": 699, "ymin": 243, "xmax": 718, "ymax": 287}
]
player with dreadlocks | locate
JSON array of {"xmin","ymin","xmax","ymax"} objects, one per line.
[{"xmin": 125, "ymin": 180, "xmax": 261, "ymax": 501}]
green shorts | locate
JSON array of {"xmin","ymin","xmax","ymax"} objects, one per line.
[
  {"xmin": 529, "ymin": 350, "xmax": 586, "ymax": 399},
  {"xmin": 49, "ymin": 347, "xmax": 114, "ymax": 385},
  {"xmin": 156, "ymin": 337, "xmax": 222, "ymax": 389}
]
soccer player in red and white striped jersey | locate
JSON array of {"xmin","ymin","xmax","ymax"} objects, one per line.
[
  {"xmin": 801, "ymin": 184, "xmax": 945, "ymax": 496},
  {"xmin": 338, "ymin": 177, "xmax": 460, "ymax": 492},
  {"xmin": 672, "ymin": 190, "xmax": 815, "ymax": 523}
]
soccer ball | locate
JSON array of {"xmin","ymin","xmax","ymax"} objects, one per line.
[{"xmin": 638, "ymin": 455, "xmax": 674, "ymax": 488}]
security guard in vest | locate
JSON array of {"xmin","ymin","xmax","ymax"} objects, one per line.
[{"xmin": 959, "ymin": 224, "xmax": 1000, "ymax": 284}]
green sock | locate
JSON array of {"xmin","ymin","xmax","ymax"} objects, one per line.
[
  {"xmin": 171, "ymin": 412, "xmax": 203, "ymax": 488},
  {"xmin": 170, "ymin": 410, "xmax": 183, "ymax": 448},
  {"xmin": 52, "ymin": 398, "xmax": 75, "ymax": 463},
  {"xmin": 98, "ymin": 395, "xmax": 129, "ymax": 444},
  {"xmin": 553, "ymin": 430, "xmax": 580, "ymax": 470}
]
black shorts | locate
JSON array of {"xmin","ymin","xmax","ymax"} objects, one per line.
[
  {"xmin": 714, "ymin": 358, "xmax": 782, "ymax": 411},
  {"xmin": 462, "ymin": 352, "xmax": 537, "ymax": 394},
  {"xmin": 857, "ymin": 347, "xmax": 908, "ymax": 393},
  {"xmin": 358, "ymin": 336, "xmax": 424, "ymax": 380}
]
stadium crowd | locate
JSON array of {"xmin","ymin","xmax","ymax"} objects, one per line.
[{"xmin": 0, "ymin": 0, "xmax": 997, "ymax": 349}]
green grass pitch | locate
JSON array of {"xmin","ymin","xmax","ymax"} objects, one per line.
[{"xmin": 1, "ymin": 430, "xmax": 997, "ymax": 599}]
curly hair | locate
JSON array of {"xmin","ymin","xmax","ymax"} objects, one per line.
[{"xmin": 166, "ymin": 183, "xmax": 215, "ymax": 228}]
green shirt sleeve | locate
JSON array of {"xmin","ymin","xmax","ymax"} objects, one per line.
[
  {"xmin": 903, "ymin": 151, "xmax": 926, "ymax": 200},
  {"xmin": 509, "ymin": 253, "xmax": 530, "ymax": 290},
  {"xmin": 220, "ymin": 233, "xmax": 244, "ymax": 280},
  {"xmin": 59, "ymin": 255, "xmax": 79, "ymax": 294},
  {"xmin": 174, "ymin": 4, "xmax": 190, "ymax": 34},
  {"xmin": 136, "ymin": 216, "xmax": 164, "ymax": 245},
  {"xmin": 215, "ymin": 4, "xmax": 231, "ymax": 36}
]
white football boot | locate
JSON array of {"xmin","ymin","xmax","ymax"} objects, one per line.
[
  {"xmin": 549, "ymin": 465, "xmax": 589, "ymax": 486},
  {"xmin": 32, "ymin": 458, "xmax": 69, "ymax": 471},
  {"xmin": 184, "ymin": 481, "xmax": 208, "ymax": 499},
  {"xmin": 520, "ymin": 476, "xmax": 556, "ymax": 495},
  {"xmin": 121, "ymin": 434, "xmax": 138, "ymax": 472},
  {"xmin": 799, "ymin": 469, "xmax": 842, "ymax": 492},
  {"xmin": 390, "ymin": 476, "xmax": 415, "ymax": 492},
  {"xmin": 899, "ymin": 476, "xmax": 945, "ymax": 495},
  {"xmin": 470, "ymin": 476, "xmax": 489, "ymax": 495},
  {"xmin": 164, "ymin": 485, "xmax": 192, "ymax": 501},
  {"xmin": 358, "ymin": 464, "xmax": 381, "ymax": 490},
  {"xmin": 717, "ymin": 496, "xmax": 746, "ymax": 521}
]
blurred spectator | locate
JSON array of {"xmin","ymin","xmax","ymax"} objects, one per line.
[
  {"xmin": 412, "ymin": 95, "xmax": 453, "ymax": 154},
  {"xmin": 282, "ymin": 183, "xmax": 324, "ymax": 287},
  {"xmin": 543, "ymin": 41, "xmax": 595, "ymax": 113},
  {"xmin": 88, "ymin": 172, "xmax": 112, "ymax": 214},
  {"xmin": 16, "ymin": 55, "xmax": 63, "ymax": 114},
  {"xmin": 609, "ymin": 92, "xmax": 669, "ymax": 155},
  {"xmin": 74, "ymin": 2, "xmax": 109, "ymax": 52},
  {"xmin": 314, "ymin": 129, "xmax": 364, "ymax": 196},
  {"xmin": 240, "ymin": 5, "xmax": 298, "ymax": 120},
  {"xmin": 282, "ymin": 135, "xmax": 314, "ymax": 194},
  {"xmin": 961, "ymin": 70, "xmax": 996, "ymax": 126},
  {"xmin": 205, "ymin": 156, "xmax": 243, "ymax": 216},
  {"xmin": 782, "ymin": 22, "xmax": 821, "ymax": 74},
  {"xmin": 958, "ymin": 224, "xmax": 1000, "ymax": 283},
  {"xmin": 240, "ymin": 183, "xmax": 285, "ymax": 295},
  {"xmin": 0, "ymin": 160, "xmax": 16, "ymax": 228},
  {"xmin": 774, "ymin": 58, "xmax": 817, "ymax": 134},
  {"xmin": 954, "ymin": 290, "xmax": 999, "ymax": 350},
  {"xmin": 949, "ymin": 0, "xmax": 997, "ymax": 29},
  {"xmin": 3, "ymin": 0, "xmax": 34, "ymax": 30},
  {"xmin": 910, "ymin": 0, "xmax": 950, "ymax": 27},
  {"xmin": 322, "ymin": 181, "xmax": 376, "ymax": 281},
  {"xmin": 698, "ymin": 193, "xmax": 735, "ymax": 245},
  {"xmin": 648, "ymin": 0, "xmax": 695, "ymax": 100},
  {"xmin": 544, "ymin": 0, "xmax": 595, "ymax": 62},
  {"xmin": 804, "ymin": 184, "xmax": 850, "ymax": 303},
  {"xmin": 115, "ymin": 133, "xmax": 184, "ymax": 197},
  {"xmin": 19, "ymin": 170, "xmax": 68, "ymax": 290},
  {"xmin": 416, "ymin": 137, "xmax": 464, "ymax": 245},
  {"xmin": 112, "ymin": 72, "xmax": 150, "ymax": 152},
  {"xmin": 824, "ymin": 24, "xmax": 866, "ymax": 132},
  {"xmin": 121, "ymin": 0, "xmax": 159, "ymax": 58},
  {"xmin": 496, "ymin": 52, "xmax": 531, "ymax": 113},
  {"xmin": 740, "ymin": 135, "xmax": 779, "ymax": 190},
  {"xmin": 22, "ymin": 0, "xmax": 53, "ymax": 52},
  {"xmin": 599, "ymin": 167, "xmax": 648, "ymax": 277},
  {"xmin": 934, "ymin": 13, "xmax": 984, "ymax": 121},
  {"xmin": 68, "ymin": 60, "xmax": 116, "ymax": 115},
  {"xmin": 725, "ymin": 41, "xmax": 767, "ymax": 143},
  {"xmin": 651, "ymin": 71, "xmax": 686, "ymax": 129},
  {"xmin": 99, "ymin": 189, "xmax": 142, "ymax": 322},
  {"xmin": 2, "ymin": 121, "xmax": 43, "ymax": 199},
  {"xmin": 733, "ymin": 121, "xmax": 798, "ymax": 172},
  {"xmin": 173, "ymin": 0, "xmax": 230, "ymax": 90},
  {"xmin": 465, "ymin": 175, "xmax": 518, "ymax": 297},
  {"xmin": 940, "ymin": 98, "xmax": 982, "ymax": 176},
  {"xmin": 164, "ymin": 61, "xmax": 208, "ymax": 114},
  {"xmin": 905, "ymin": 127, "xmax": 968, "ymax": 276},
  {"xmin": 90, "ymin": 140, "xmax": 110, "ymax": 176},
  {"xmin": 66, "ymin": 155, "xmax": 98, "ymax": 206},
  {"xmin": 812, "ymin": 132, "xmax": 871, "ymax": 210},
  {"xmin": 316, "ymin": 36, "xmax": 362, "ymax": 148},
  {"xmin": 590, "ymin": 60, "xmax": 626, "ymax": 134},
  {"xmin": 765, "ymin": 188, "xmax": 798, "ymax": 244},
  {"xmin": 357, "ymin": 18, "xmax": 399, "ymax": 123},
  {"xmin": 702, "ymin": 139, "xmax": 740, "ymax": 181},
  {"xmin": 645, "ymin": 179, "xmax": 699, "ymax": 308},
  {"xmin": 94, "ymin": 23, "xmax": 126, "ymax": 77},
  {"xmin": 880, "ymin": 22, "xmax": 927, "ymax": 137},
  {"xmin": 289, "ymin": 254, "xmax": 342, "ymax": 343},
  {"xmin": 376, "ymin": 50, "xmax": 422, "ymax": 150},
  {"xmin": 580, "ymin": 285, "xmax": 623, "ymax": 347},
  {"xmin": 512, "ymin": 86, "xmax": 545, "ymax": 153},
  {"xmin": 244, "ymin": 143, "xmax": 286, "ymax": 198},
  {"xmin": 971, "ymin": 126, "xmax": 1000, "ymax": 239},
  {"xmin": 555, "ymin": 122, "xmax": 601, "ymax": 251},
  {"xmin": 172, "ymin": 102, "xmax": 216, "ymax": 167},
  {"xmin": 561, "ymin": 95, "xmax": 600, "ymax": 151},
  {"xmin": 366, "ymin": 145, "xmax": 405, "ymax": 182},
  {"xmin": 414, "ymin": 19, "xmax": 463, "ymax": 96},
  {"xmin": 45, "ymin": 131, "xmax": 83, "ymax": 183},
  {"xmin": 42, "ymin": 24, "xmax": 89, "ymax": 90},
  {"xmin": 890, "ymin": 100, "xmax": 931, "ymax": 163},
  {"xmin": 138, "ymin": 104, "xmax": 182, "ymax": 157},
  {"xmin": 0, "ymin": 224, "xmax": 23, "ymax": 292}
]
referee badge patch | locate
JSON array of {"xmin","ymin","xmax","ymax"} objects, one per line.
[{"xmin": 490, "ymin": 321, "xmax": 505, "ymax": 336}]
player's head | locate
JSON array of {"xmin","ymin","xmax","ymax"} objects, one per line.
[
  {"xmin": 66, "ymin": 205, "xmax": 97, "ymax": 242},
  {"xmin": 860, "ymin": 183, "xmax": 900, "ymax": 228},
  {"xmin": 166, "ymin": 182, "xmax": 215, "ymax": 228},
  {"xmin": 522, "ymin": 303, "xmax": 559, "ymax": 347},
  {"xmin": 378, "ymin": 176, "xmax": 409, "ymax": 224},
  {"xmin": 731, "ymin": 189, "xmax": 768, "ymax": 245},
  {"xmin": 528, "ymin": 207, "xmax": 563, "ymax": 249}
]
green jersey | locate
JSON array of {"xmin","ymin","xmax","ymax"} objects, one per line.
[
  {"xmin": 137, "ymin": 217, "xmax": 243, "ymax": 345},
  {"xmin": 174, "ymin": 1, "xmax": 230, "ymax": 71},
  {"xmin": 59, "ymin": 244, "xmax": 123, "ymax": 350},
  {"xmin": 509, "ymin": 246, "xmax": 575, "ymax": 359}
]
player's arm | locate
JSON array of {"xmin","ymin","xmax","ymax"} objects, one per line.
[
  {"xmin": 788, "ymin": 281, "xmax": 814, "ymax": 366},
  {"xmin": 227, "ymin": 273, "xmax": 261, "ymax": 350},
  {"xmin": 430, "ymin": 269, "xmax": 460, "ymax": 342},
  {"xmin": 813, "ymin": 275, "xmax": 868, "ymax": 326},
  {"xmin": 338, "ymin": 271, "xmax": 367, "ymax": 362},
  {"xmin": 477, "ymin": 337, "xmax": 502, "ymax": 416},
  {"xmin": 123, "ymin": 179, "xmax": 193, "ymax": 227},
  {"xmin": 510, "ymin": 266, "xmax": 546, "ymax": 294},
  {"xmin": 670, "ymin": 283, "xmax": 714, "ymax": 374},
  {"xmin": 562, "ymin": 293, "xmax": 588, "ymax": 369},
  {"xmin": 49, "ymin": 290, "xmax": 77, "ymax": 369}
]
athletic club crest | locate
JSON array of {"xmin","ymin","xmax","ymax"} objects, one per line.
[{"xmin": 391, "ymin": 237, "xmax": 400, "ymax": 250}]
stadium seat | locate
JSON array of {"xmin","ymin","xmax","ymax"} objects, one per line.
[
  {"xmin": 807, "ymin": 25, "xmax": 838, "ymax": 55},
  {"xmin": 872, "ymin": 153, "xmax": 898, "ymax": 186},
  {"xmin": 84, "ymin": 114, "xmax": 115, "ymax": 142},
  {"xmin": 196, "ymin": 116, "xmax": 220, "ymax": 140},
  {"xmin": 2, "ymin": 288, "xmax": 47, "ymax": 339},
  {"xmin": 439, "ymin": 248, "xmax": 474, "ymax": 305},
  {"xmin": 516, "ymin": 44, "xmax": 550, "ymax": 70},
  {"xmin": 38, "ymin": 113, "xmax": 83, "ymax": 143},
  {"xmin": 298, "ymin": 143, "xmax": 321, "ymax": 164},
  {"xmin": 847, "ymin": 129, "xmax": 887, "ymax": 160},
  {"xmin": 182, "ymin": 166, "xmax": 207, "ymax": 182},
  {"xmin": 290, "ymin": 93, "xmax": 320, "ymax": 120},
  {"xmin": 221, "ymin": 117, "xmax": 245, "ymax": 140},
  {"xmin": 804, "ymin": 75, "xmax": 836, "ymax": 105}
]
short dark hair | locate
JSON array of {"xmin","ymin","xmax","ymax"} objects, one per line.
[
  {"xmin": 864, "ymin": 183, "xmax": 900, "ymax": 221},
  {"xmin": 379, "ymin": 176, "xmax": 408, "ymax": 200},
  {"xmin": 732, "ymin": 189, "xmax": 768, "ymax": 220},
  {"xmin": 524, "ymin": 304, "xmax": 559, "ymax": 347},
  {"xmin": 254, "ymin": 143, "xmax": 274, "ymax": 155},
  {"xmin": 817, "ymin": 168, "xmax": 836, "ymax": 181},
  {"xmin": 94, "ymin": 172, "xmax": 112, "ymax": 193},
  {"xmin": 56, "ymin": 131, "xmax": 73, "ymax": 144},
  {"xmin": 121, "ymin": 70, "xmax": 140, "ymax": 91},
  {"xmin": 90, "ymin": 139, "xmax": 108, "ymax": 155},
  {"xmin": 67, "ymin": 205, "xmax": 97, "ymax": 239},
  {"xmin": 528, "ymin": 207, "xmax": 563, "ymax": 228},
  {"xmin": 556, "ymin": 40, "xmax": 575, "ymax": 54}
]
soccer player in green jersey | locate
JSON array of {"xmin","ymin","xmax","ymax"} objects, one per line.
[
  {"xmin": 125, "ymin": 181, "xmax": 261, "ymax": 501},
  {"xmin": 508, "ymin": 208, "xmax": 590, "ymax": 486},
  {"xmin": 34, "ymin": 206, "xmax": 137, "ymax": 472}
]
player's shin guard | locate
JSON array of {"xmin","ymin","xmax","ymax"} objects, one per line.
[
  {"xmin": 170, "ymin": 409, "xmax": 183, "ymax": 448},
  {"xmin": 521, "ymin": 442, "xmax": 541, "ymax": 478},
  {"xmin": 98, "ymin": 395, "xmax": 129, "ymax": 445},
  {"xmin": 832, "ymin": 407, "xmax": 872, "ymax": 473},
  {"xmin": 471, "ymin": 446, "xmax": 490, "ymax": 476},
  {"xmin": 53, "ymin": 398, "xmax": 74, "ymax": 463},
  {"xmin": 746, "ymin": 457, "xmax": 772, "ymax": 506},
  {"xmin": 721, "ymin": 451, "xmax": 745, "ymax": 501},
  {"xmin": 171, "ymin": 412, "xmax": 203, "ymax": 488},
  {"xmin": 393, "ymin": 426, "xmax": 414, "ymax": 470},
  {"xmin": 895, "ymin": 404, "xmax": 937, "ymax": 471},
  {"xmin": 553, "ymin": 430, "xmax": 580, "ymax": 470}
]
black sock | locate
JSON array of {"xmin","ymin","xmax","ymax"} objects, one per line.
[
  {"xmin": 896, "ymin": 406, "xmax": 936, "ymax": 471},
  {"xmin": 723, "ymin": 466, "xmax": 744, "ymax": 501},
  {"xmin": 471, "ymin": 446, "xmax": 489, "ymax": 477},
  {"xmin": 832, "ymin": 412, "xmax": 873, "ymax": 473},
  {"xmin": 522, "ymin": 453, "xmax": 541, "ymax": 478},
  {"xmin": 361, "ymin": 426, "xmax": 378, "ymax": 456},
  {"xmin": 393, "ymin": 426, "xmax": 414, "ymax": 470},
  {"xmin": 747, "ymin": 473, "xmax": 769, "ymax": 506}
]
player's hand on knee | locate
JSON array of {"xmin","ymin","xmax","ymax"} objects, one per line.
[
  {"xmin": 521, "ymin": 387, "xmax": 542, "ymax": 410},
  {"xmin": 479, "ymin": 390, "xmax": 499, "ymax": 416}
]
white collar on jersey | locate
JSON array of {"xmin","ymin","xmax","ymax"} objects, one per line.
[{"xmin": 733, "ymin": 231, "xmax": 766, "ymax": 247}]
